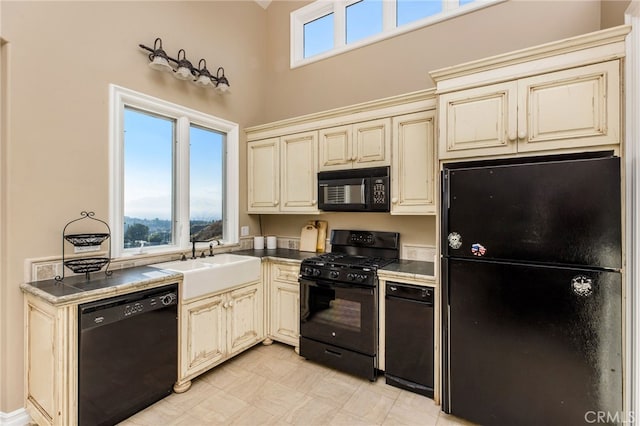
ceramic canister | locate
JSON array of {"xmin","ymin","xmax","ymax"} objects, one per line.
[{"xmin": 253, "ymin": 236, "xmax": 265, "ymax": 249}]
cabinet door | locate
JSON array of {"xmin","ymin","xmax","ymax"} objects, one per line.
[
  {"xmin": 353, "ymin": 118, "xmax": 391, "ymax": 168},
  {"xmin": 319, "ymin": 125, "xmax": 353, "ymax": 171},
  {"xmin": 181, "ymin": 295, "xmax": 226, "ymax": 377},
  {"xmin": 26, "ymin": 299, "xmax": 57, "ymax": 424},
  {"xmin": 438, "ymin": 81, "xmax": 518, "ymax": 159},
  {"xmin": 269, "ymin": 263, "xmax": 300, "ymax": 346},
  {"xmin": 227, "ymin": 282, "xmax": 263, "ymax": 356},
  {"xmin": 391, "ymin": 110, "xmax": 436, "ymax": 215},
  {"xmin": 517, "ymin": 60, "xmax": 620, "ymax": 153},
  {"xmin": 247, "ymin": 138, "xmax": 280, "ymax": 213},
  {"xmin": 280, "ymin": 131, "xmax": 319, "ymax": 212}
]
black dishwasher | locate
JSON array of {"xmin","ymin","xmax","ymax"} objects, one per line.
[
  {"xmin": 78, "ymin": 283, "xmax": 178, "ymax": 426},
  {"xmin": 385, "ymin": 282, "xmax": 434, "ymax": 398}
]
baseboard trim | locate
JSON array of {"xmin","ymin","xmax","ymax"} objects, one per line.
[{"xmin": 0, "ymin": 409, "xmax": 31, "ymax": 426}]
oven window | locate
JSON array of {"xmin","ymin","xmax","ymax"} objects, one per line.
[{"xmin": 313, "ymin": 298, "xmax": 361, "ymax": 332}]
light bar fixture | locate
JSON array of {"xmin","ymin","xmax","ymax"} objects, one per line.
[{"xmin": 139, "ymin": 38, "xmax": 231, "ymax": 94}]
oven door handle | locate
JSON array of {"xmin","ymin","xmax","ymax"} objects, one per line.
[{"xmin": 300, "ymin": 278, "xmax": 374, "ymax": 292}]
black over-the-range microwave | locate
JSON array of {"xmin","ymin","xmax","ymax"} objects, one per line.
[{"xmin": 317, "ymin": 166, "xmax": 390, "ymax": 212}]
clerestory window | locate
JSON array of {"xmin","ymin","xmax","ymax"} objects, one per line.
[
  {"xmin": 291, "ymin": 0, "xmax": 505, "ymax": 68},
  {"xmin": 109, "ymin": 85, "xmax": 239, "ymax": 257}
]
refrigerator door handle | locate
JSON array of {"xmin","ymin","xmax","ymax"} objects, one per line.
[{"xmin": 442, "ymin": 170, "xmax": 450, "ymax": 210}]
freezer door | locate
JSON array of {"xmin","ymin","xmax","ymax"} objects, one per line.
[
  {"xmin": 444, "ymin": 259, "xmax": 622, "ymax": 426},
  {"xmin": 443, "ymin": 156, "xmax": 621, "ymax": 269}
]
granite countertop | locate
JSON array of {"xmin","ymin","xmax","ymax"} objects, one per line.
[
  {"xmin": 21, "ymin": 266, "xmax": 182, "ymax": 306},
  {"xmin": 379, "ymin": 259, "xmax": 436, "ymax": 281},
  {"xmin": 233, "ymin": 248, "xmax": 319, "ymax": 262},
  {"xmin": 23, "ymin": 249, "xmax": 436, "ymax": 305}
]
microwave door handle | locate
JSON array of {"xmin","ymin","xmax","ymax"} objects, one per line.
[{"xmin": 361, "ymin": 178, "xmax": 366, "ymax": 204}]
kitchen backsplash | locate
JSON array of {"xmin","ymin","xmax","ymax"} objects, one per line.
[
  {"xmin": 27, "ymin": 236, "xmax": 256, "ymax": 282},
  {"xmin": 27, "ymin": 236, "xmax": 433, "ymax": 282}
]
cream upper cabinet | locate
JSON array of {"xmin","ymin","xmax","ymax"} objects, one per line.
[
  {"xmin": 268, "ymin": 262, "xmax": 300, "ymax": 348},
  {"xmin": 438, "ymin": 81, "xmax": 518, "ymax": 159},
  {"xmin": 247, "ymin": 138, "xmax": 279, "ymax": 213},
  {"xmin": 280, "ymin": 131, "xmax": 318, "ymax": 212},
  {"xmin": 248, "ymin": 132, "xmax": 319, "ymax": 214},
  {"xmin": 391, "ymin": 110, "xmax": 437, "ymax": 215},
  {"xmin": 319, "ymin": 118, "xmax": 391, "ymax": 171},
  {"xmin": 437, "ymin": 60, "xmax": 622, "ymax": 160},
  {"xmin": 517, "ymin": 61, "xmax": 620, "ymax": 153}
]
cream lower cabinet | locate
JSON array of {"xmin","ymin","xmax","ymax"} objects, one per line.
[
  {"xmin": 24, "ymin": 295, "xmax": 77, "ymax": 426},
  {"xmin": 267, "ymin": 262, "xmax": 300, "ymax": 349},
  {"xmin": 318, "ymin": 118, "xmax": 391, "ymax": 171},
  {"xmin": 247, "ymin": 132, "xmax": 318, "ymax": 214},
  {"xmin": 176, "ymin": 281, "xmax": 263, "ymax": 392},
  {"xmin": 437, "ymin": 60, "xmax": 621, "ymax": 160},
  {"xmin": 391, "ymin": 110, "xmax": 437, "ymax": 214}
]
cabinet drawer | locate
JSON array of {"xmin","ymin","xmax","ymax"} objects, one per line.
[{"xmin": 271, "ymin": 263, "xmax": 300, "ymax": 283}]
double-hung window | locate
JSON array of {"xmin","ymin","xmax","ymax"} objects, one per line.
[
  {"xmin": 109, "ymin": 85, "xmax": 239, "ymax": 257},
  {"xmin": 291, "ymin": 0, "xmax": 504, "ymax": 68}
]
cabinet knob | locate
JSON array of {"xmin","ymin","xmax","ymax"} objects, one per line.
[
  {"xmin": 311, "ymin": 199, "xmax": 317, "ymax": 205},
  {"xmin": 228, "ymin": 300, "xmax": 234, "ymax": 307},
  {"xmin": 508, "ymin": 132, "xmax": 517, "ymax": 142},
  {"xmin": 274, "ymin": 200, "xmax": 279, "ymax": 206},
  {"xmin": 223, "ymin": 301, "xmax": 229, "ymax": 309},
  {"xmin": 391, "ymin": 198, "xmax": 398, "ymax": 204},
  {"xmin": 351, "ymin": 156, "xmax": 357, "ymax": 161},
  {"xmin": 518, "ymin": 130, "xmax": 527, "ymax": 140}
]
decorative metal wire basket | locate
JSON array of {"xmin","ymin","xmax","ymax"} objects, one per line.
[
  {"xmin": 63, "ymin": 257, "xmax": 110, "ymax": 274},
  {"xmin": 64, "ymin": 233, "xmax": 110, "ymax": 247}
]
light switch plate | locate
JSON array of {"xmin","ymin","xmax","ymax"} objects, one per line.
[{"xmin": 240, "ymin": 226, "xmax": 249, "ymax": 237}]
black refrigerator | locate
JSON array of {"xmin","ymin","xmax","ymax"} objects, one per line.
[{"xmin": 441, "ymin": 152, "xmax": 623, "ymax": 426}]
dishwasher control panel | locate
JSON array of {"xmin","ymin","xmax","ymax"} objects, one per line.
[{"xmin": 79, "ymin": 283, "xmax": 179, "ymax": 330}]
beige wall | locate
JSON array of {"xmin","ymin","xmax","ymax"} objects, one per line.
[
  {"xmin": 602, "ymin": 0, "xmax": 632, "ymax": 27},
  {"xmin": 259, "ymin": 0, "xmax": 609, "ymax": 250},
  {"xmin": 262, "ymin": 0, "xmax": 604, "ymax": 123},
  {"xmin": 0, "ymin": 1, "xmax": 267, "ymax": 413},
  {"xmin": 261, "ymin": 214, "xmax": 437, "ymax": 252},
  {"xmin": 0, "ymin": 0, "xmax": 630, "ymax": 416}
]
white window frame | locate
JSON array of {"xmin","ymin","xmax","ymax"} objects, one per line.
[
  {"xmin": 291, "ymin": 0, "xmax": 506, "ymax": 69},
  {"xmin": 109, "ymin": 85, "xmax": 239, "ymax": 258}
]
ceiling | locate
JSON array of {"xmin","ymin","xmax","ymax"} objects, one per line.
[{"xmin": 255, "ymin": 0, "xmax": 271, "ymax": 9}]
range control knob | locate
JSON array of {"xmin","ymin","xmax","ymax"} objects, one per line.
[
  {"xmin": 347, "ymin": 273, "xmax": 356, "ymax": 281},
  {"xmin": 303, "ymin": 267, "xmax": 314, "ymax": 276},
  {"xmin": 357, "ymin": 274, "xmax": 367, "ymax": 282},
  {"xmin": 330, "ymin": 271, "xmax": 340, "ymax": 279},
  {"xmin": 160, "ymin": 293, "xmax": 177, "ymax": 306},
  {"xmin": 312, "ymin": 268, "xmax": 321, "ymax": 277}
]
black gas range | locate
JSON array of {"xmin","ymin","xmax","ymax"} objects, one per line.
[
  {"xmin": 299, "ymin": 230, "xmax": 399, "ymax": 381},
  {"xmin": 300, "ymin": 253, "xmax": 397, "ymax": 286}
]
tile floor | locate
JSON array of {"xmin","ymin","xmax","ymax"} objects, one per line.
[{"xmin": 119, "ymin": 342, "xmax": 474, "ymax": 426}]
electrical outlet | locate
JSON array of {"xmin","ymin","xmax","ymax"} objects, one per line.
[
  {"xmin": 240, "ymin": 226, "xmax": 249, "ymax": 237},
  {"xmin": 74, "ymin": 245, "xmax": 101, "ymax": 254}
]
